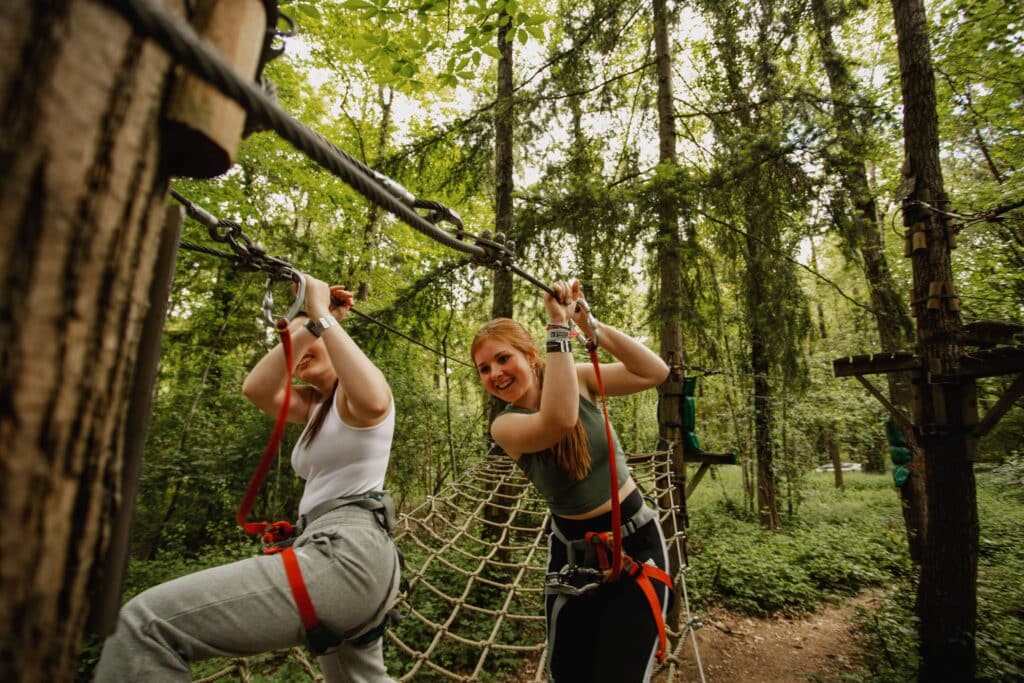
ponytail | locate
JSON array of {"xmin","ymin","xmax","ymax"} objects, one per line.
[{"xmin": 300, "ymin": 379, "xmax": 338, "ymax": 448}]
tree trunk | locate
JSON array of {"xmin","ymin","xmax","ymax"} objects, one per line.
[
  {"xmin": 484, "ymin": 11, "xmax": 516, "ymax": 540},
  {"xmin": 811, "ymin": 0, "xmax": 925, "ymax": 561},
  {"xmin": 652, "ymin": 0, "xmax": 687, "ymax": 515},
  {"xmin": 752, "ymin": 330, "xmax": 781, "ymax": 529},
  {"xmin": 891, "ymin": 0, "xmax": 979, "ymax": 678},
  {"xmin": 700, "ymin": 0, "xmax": 786, "ymax": 530},
  {"xmin": 829, "ymin": 434, "xmax": 844, "ymax": 490},
  {"xmin": 0, "ymin": 2, "xmax": 176, "ymax": 680},
  {"xmin": 484, "ymin": 14, "xmax": 516, "ymax": 434},
  {"xmin": 350, "ymin": 85, "xmax": 393, "ymax": 302},
  {"xmin": 651, "ymin": 0, "xmax": 689, "ymax": 632}
]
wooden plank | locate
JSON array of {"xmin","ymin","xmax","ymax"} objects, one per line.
[
  {"xmin": 682, "ymin": 451, "xmax": 738, "ymax": 466},
  {"xmin": 974, "ymin": 373, "xmax": 1024, "ymax": 438},
  {"xmin": 954, "ymin": 347, "xmax": 1024, "ymax": 378},
  {"xmin": 832, "ymin": 352, "xmax": 919, "ymax": 377}
]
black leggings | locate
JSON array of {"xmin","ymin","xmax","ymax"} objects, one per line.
[{"xmin": 545, "ymin": 492, "xmax": 669, "ymax": 683}]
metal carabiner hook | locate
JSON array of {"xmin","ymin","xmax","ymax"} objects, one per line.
[
  {"xmin": 574, "ymin": 299, "xmax": 599, "ymax": 349},
  {"xmin": 262, "ymin": 270, "xmax": 306, "ymax": 327}
]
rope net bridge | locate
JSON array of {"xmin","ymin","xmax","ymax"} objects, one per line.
[{"xmin": 196, "ymin": 450, "xmax": 706, "ymax": 682}]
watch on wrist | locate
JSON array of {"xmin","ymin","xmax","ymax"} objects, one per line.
[{"xmin": 304, "ymin": 316, "xmax": 336, "ymax": 337}]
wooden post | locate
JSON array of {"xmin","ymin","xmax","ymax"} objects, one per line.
[
  {"xmin": 163, "ymin": 0, "xmax": 266, "ymax": 178},
  {"xmin": 88, "ymin": 206, "xmax": 183, "ymax": 635}
]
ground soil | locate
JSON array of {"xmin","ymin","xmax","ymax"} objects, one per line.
[{"xmin": 663, "ymin": 592, "xmax": 879, "ymax": 683}]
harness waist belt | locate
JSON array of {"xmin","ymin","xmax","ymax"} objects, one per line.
[
  {"xmin": 549, "ymin": 501, "xmax": 656, "ymax": 561},
  {"xmin": 297, "ymin": 490, "xmax": 397, "ymax": 535},
  {"xmin": 274, "ymin": 490, "xmax": 398, "ymax": 655}
]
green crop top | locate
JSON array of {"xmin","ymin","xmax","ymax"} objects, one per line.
[{"xmin": 503, "ymin": 395, "xmax": 629, "ymax": 516}]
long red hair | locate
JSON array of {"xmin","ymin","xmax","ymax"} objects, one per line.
[{"xmin": 471, "ymin": 318, "xmax": 591, "ymax": 480}]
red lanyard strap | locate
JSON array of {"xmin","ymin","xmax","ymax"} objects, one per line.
[
  {"xmin": 585, "ymin": 338, "xmax": 623, "ymax": 582},
  {"xmin": 236, "ymin": 318, "xmax": 294, "ymax": 536},
  {"xmin": 281, "ymin": 546, "xmax": 319, "ymax": 631}
]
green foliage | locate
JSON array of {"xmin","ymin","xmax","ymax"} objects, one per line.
[
  {"xmin": 850, "ymin": 466, "xmax": 1024, "ymax": 682},
  {"xmin": 82, "ymin": 0, "xmax": 1024, "ymax": 677},
  {"xmin": 687, "ymin": 467, "xmax": 912, "ymax": 616}
]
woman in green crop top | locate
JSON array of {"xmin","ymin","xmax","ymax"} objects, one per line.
[{"xmin": 471, "ymin": 280, "xmax": 671, "ymax": 682}]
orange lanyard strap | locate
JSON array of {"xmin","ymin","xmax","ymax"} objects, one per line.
[
  {"xmin": 236, "ymin": 318, "xmax": 294, "ymax": 538},
  {"xmin": 625, "ymin": 559, "xmax": 673, "ymax": 663}
]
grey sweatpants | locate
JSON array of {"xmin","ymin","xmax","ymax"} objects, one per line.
[{"xmin": 94, "ymin": 505, "xmax": 401, "ymax": 683}]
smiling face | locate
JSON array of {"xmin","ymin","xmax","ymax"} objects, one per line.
[
  {"xmin": 471, "ymin": 318, "xmax": 542, "ymax": 408},
  {"xmin": 294, "ymin": 338, "xmax": 332, "ymax": 385}
]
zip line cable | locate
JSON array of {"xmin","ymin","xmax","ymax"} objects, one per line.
[
  {"xmin": 106, "ymin": 0, "xmax": 558, "ymax": 301},
  {"xmin": 171, "ymin": 190, "xmax": 475, "ymax": 369}
]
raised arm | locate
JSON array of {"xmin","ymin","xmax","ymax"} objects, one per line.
[
  {"xmin": 242, "ymin": 314, "xmax": 322, "ymax": 423},
  {"xmin": 305, "ymin": 278, "xmax": 392, "ymax": 425},
  {"xmin": 572, "ymin": 300, "xmax": 669, "ymax": 400},
  {"xmin": 488, "ymin": 281, "xmax": 580, "ymax": 457}
]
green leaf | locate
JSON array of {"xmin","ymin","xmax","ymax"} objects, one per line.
[{"xmin": 480, "ymin": 44, "xmax": 502, "ymax": 59}]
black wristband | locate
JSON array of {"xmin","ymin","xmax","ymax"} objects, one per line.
[{"xmin": 546, "ymin": 340, "xmax": 572, "ymax": 354}]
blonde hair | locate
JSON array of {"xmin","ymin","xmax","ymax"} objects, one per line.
[{"xmin": 471, "ymin": 318, "xmax": 591, "ymax": 480}]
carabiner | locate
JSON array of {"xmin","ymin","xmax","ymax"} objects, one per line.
[
  {"xmin": 574, "ymin": 299, "xmax": 599, "ymax": 349},
  {"xmin": 262, "ymin": 270, "xmax": 306, "ymax": 327}
]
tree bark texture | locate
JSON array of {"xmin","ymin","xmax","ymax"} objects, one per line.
[
  {"xmin": 484, "ymin": 13, "xmax": 516, "ymax": 536},
  {"xmin": 0, "ymin": 2, "xmax": 176, "ymax": 681},
  {"xmin": 652, "ymin": 0, "xmax": 687, "ymax": 511},
  {"xmin": 810, "ymin": 0, "xmax": 925, "ymax": 563},
  {"xmin": 651, "ymin": 0, "xmax": 690, "ymax": 630},
  {"xmin": 891, "ymin": 0, "xmax": 979, "ymax": 679}
]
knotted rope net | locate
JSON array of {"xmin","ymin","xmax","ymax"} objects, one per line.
[{"xmin": 193, "ymin": 449, "xmax": 705, "ymax": 682}]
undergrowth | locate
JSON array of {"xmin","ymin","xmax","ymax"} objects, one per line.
[{"xmin": 684, "ymin": 459, "xmax": 1024, "ymax": 682}]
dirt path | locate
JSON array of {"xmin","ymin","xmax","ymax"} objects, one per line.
[{"xmin": 664, "ymin": 592, "xmax": 879, "ymax": 682}]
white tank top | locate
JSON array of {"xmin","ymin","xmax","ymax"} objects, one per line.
[{"xmin": 291, "ymin": 395, "xmax": 395, "ymax": 515}]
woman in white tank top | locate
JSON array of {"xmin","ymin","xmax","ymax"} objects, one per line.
[{"xmin": 95, "ymin": 273, "xmax": 401, "ymax": 683}]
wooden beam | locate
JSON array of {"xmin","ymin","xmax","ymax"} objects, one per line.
[
  {"xmin": 954, "ymin": 347, "xmax": 1024, "ymax": 379},
  {"xmin": 685, "ymin": 462, "xmax": 712, "ymax": 500},
  {"xmin": 681, "ymin": 451, "xmax": 738, "ymax": 466},
  {"xmin": 973, "ymin": 373, "xmax": 1024, "ymax": 438},
  {"xmin": 853, "ymin": 374, "xmax": 915, "ymax": 434},
  {"xmin": 833, "ymin": 351, "xmax": 918, "ymax": 377}
]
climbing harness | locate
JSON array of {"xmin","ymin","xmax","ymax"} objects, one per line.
[
  {"xmin": 227, "ymin": 312, "xmax": 397, "ymax": 654},
  {"xmin": 542, "ymin": 302, "xmax": 674, "ymax": 664},
  {"xmin": 545, "ymin": 503, "xmax": 674, "ymax": 664},
  {"xmin": 260, "ymin": 491, "xmax": 403, "ymax": 654}
]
